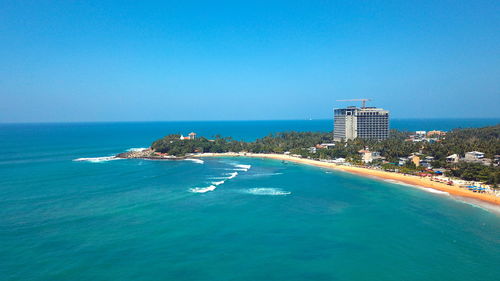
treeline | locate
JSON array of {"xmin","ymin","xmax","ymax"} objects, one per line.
[
  {"xmin": 151, "ymin": 125, "xmax": 500, "ymax": 161},
  {"xmin": 150, "ymin": 125, "xmax": 499, "ymax": 184}
]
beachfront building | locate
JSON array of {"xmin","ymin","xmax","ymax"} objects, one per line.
[
  {"xmin": 358, "ymin": 148, "xmax": 382, "ymax": 164},
  {"xmin": 409, "ymin": 155, "xmax": 421, "ymax": 167},
  {"xmin": 333, "ymin": 106, "xmax": 389, "ymax": 141}
]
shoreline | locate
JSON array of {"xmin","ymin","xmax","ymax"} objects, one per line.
[{"xmin": 194, "ymin": 152, "xmax": 500, "ymax": 206}]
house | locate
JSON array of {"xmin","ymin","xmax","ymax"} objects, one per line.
[
  {"xmin": 358, "ymin": 148, "xmax": 382, "ymax": 164},
  {"xmin": 424, "ymin": 156, "xmax": 435, "ymax": 161},
  {"xmin": 317, "ymin": 143, "xmax": 336, "ymax": 149},
  {"xmin": 415, "ymin": 131, "xmax": 426, "ymax": 139},
  {"xmin": 398, "ymin": 157, "xmax": 408, "ymax": 166},
  {"xmin": 180, "ymin": 132, "xmax": 197, "ymax": 140},
  {"xmin": 464, "ymin": 151, "xmax": 485, "ymax": 162},
  {"xmin": 332, "ymin": 158, "xmax": 346, "ymax": 163},
  {"xmin": 420, "ymin": 159, "xmax": 433, "ymax": 169},
  {"xmin": 308, "ymin": 147, "xmax": 317, "ymax": 154},
  {"xmin": 427, "ymin": 130, "xmax": 446, "ymax": 137},
  {"xmin": 446, "ymin": 154, "xmax": 460, "ymax": 163},
  {"xmin": 358, "ymin": 149, "xmax": 373, "ymax": 163},
  {"xmin": 409, "ymin": 155, "xmax": 421, "ymax": 167}
]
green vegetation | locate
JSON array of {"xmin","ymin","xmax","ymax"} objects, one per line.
[{"xmin": 151, "ymin": 125, "xmax": 500, "ymax": 185}]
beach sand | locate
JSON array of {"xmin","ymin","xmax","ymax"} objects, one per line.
[{"xmin": 195, "ymin": 152, "xmax": 500, "ymax": 206}]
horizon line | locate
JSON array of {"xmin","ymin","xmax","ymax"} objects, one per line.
[{"xmin": 1, "ymin": 117, "xmax": 500, "ymax": 125}]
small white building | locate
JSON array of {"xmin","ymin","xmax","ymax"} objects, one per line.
[
  {"xmin": 358, "ymin": 149, "xmax": 382, "ymax": 164},
  {"xmin": 332, "ymin": 158, "xmax": 346, "ymax": 163},
  {"xmin": 446, "ymin": 154, "xmax": 460, "ymax": 163},
  {"xmin": 464, "ymin": 151, "xmax": 485, "ymax": 161},
  {"xmin": 415, "ymin": 131, "xmax": 426, "ymax": 137},
  {"xmin": 320, "ymin": 143, "xmax": 336, "ymax": 149}
]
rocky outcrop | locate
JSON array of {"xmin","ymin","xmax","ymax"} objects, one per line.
[{"xmin": 116, "ymin": 148, "xmax": 185, "ymax": 160}]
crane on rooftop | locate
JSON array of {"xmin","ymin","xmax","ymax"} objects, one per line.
[{"xmin": 336, "ymin": 98, "xmax": 372, "ymax": 108}]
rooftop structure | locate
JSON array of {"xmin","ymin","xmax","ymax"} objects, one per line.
[
  {"xmin": 333, "ymin": 106, "xmax": 389, "ymax": 141},
  {"xmin": 180, "ymin": 132, "xmax": 197, "ymax": 140},
  {"xmin": 464, "ymin": 151, "xmax": 485, "ymax": 161}
]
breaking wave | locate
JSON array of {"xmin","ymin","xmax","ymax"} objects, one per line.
[
  {"xmin": 189, "ymin": 185, "xmax": 217, "ymax": 193},
  {"xmin": 245, "ymin": 188, "xmax": 291, "ymax": 196},
  {"xmin": 234, "ymin": 164, "xmax": 251, "ymax": 171},
  {"xmin": 73, "ymin": 156, "xmax": 121, "ymax": 163},
  {"xmin": 226, "ymin": 172, "xmax": 238, "ymax": 179},
  {"xmin": 185, "ymin": 158, "xmax": 204, "ymax": 164},
  {"xmin": 211, "ymin": 180, "xmax": 225, "ymax": 186},
  {"xmin": 126, "ymin": 147, "xmax": 148, "ymax": 152}
]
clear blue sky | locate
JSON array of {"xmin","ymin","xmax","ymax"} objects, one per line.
[{"xmin": 1, "ymin": 1, "xmax": 499, "ymax": 122}]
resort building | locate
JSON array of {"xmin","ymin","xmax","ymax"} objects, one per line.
[{"xmin": 333, "ymin": 106, "xmax": 389, "ymax": 141}]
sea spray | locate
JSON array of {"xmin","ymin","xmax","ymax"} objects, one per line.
[
  {"xmin": 185, "ymin": 158, "xmax": 204, "ymax": 164},
  {"xmin": 245, "ymin": 188, "xmax": 291, "ymax": 196},
  {"xmin": 189, "ymin": 185, "xmax": 217, "ymax": 193},
  {"xmin": 234, "ymin": 164, "xmax": 251, "ymax": 171},
  {"xmin": 126, "ymin": 147, "xmax": 148, "ymax": 152},
  {"xmin": 73, "ymin": 156, "xmax": 121, "ymax": 163}
]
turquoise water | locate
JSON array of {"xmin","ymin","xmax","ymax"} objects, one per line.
[{"xmin": 1, "ymin": 120, "xmax": 499, "ymax": 281}]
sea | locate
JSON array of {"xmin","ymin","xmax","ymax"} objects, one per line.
[{"xmin": 0, "ymin": 118, "xmax": 499, "ymax": 281}]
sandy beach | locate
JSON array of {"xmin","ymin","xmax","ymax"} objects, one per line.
[{"xmin": 195, "ymin": 152, "xmax": 500, "ymax": 206}]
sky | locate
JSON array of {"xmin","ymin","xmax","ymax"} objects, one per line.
[{"xmin": 0, "ymin": 0, "xmax": 499, "ymax": 122}]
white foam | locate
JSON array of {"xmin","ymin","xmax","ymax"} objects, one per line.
[
  {"xmin": 247, "ymin": 172, "xmax": 283, "ymax": 177},
  {"xmin": 126, "ymin": 147, "xmax": 148, "ymax": 152},
  {"xmin": 73, "ymin": 156, "xmax": 121, "ymax": 163},
  {"xmin": 211, "ymin": 180, "xmax": 225, "ymax": 186},
  {"xmin": 226, "ymin": 172, "xmax": 238, "ymax": 179},
  {"xmin": 185, "ymin": 158, "xmax": 204, "ymax": 164},
  {"xmin": 245, "ymin": 188, "xmax": 291, "ymax": 196},
  {"xmin": 235, "ymin": 164, "xmax": 251, "ymax": 170},
  {"xmin": 189, "ymin": 185, "xmax": 217, "ymax": 193}
]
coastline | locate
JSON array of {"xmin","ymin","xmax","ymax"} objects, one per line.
[{"xmin": 194, "ymin": 152, "xmax": 500, "ymax": 206}]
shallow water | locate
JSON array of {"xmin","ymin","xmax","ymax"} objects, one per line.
[{"xmin": 1, "ymin": 120, "xmax": 499, "ymax": 281}]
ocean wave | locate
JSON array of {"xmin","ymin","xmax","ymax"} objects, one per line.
[
  {"xmin": 247, "ymin": 172, "xmax": 283, "ymax": 177},
  {"xmin": 245, "ymin": 188, "xmax": 291, "ymax": 196},
  {"xmin": 234, "ymin": 164, "xmax": 251, "ymax": 171},
  {"xmin": 189, "ymin": 185, "xmax": 217, "ymax": 193},
  {"xmin": 73, "ymin": 156, "xmax": 121, "ymax": 163},
  {"xmin": 126, "ymin": 147, "xmax": 148, "ymax": 152},
  {"xmin": 185, "ymin": 158, "xmax": 204, "ymax": 164},
  {"xmin": 209, "ymin": 177, "xmax": 228, "ymax": 180},
  {"xmin": 226, "ymin": 172, "xmax": 238, "ymax": 179},
  {"xmin": 212, "ymin": 180, "xmax": 225, "ymax": 186}
]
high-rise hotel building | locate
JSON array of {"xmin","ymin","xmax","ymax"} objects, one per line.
[{"xmin": 333, "ymin": 106, "xmax": 389, "ymax": 141}]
